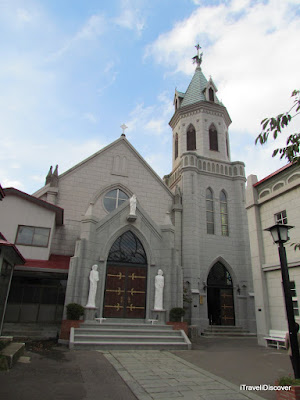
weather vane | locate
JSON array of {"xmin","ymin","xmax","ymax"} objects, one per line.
[
  {"xmin": 192, "ymin": 43, "xmax": 203, "ymax": 68},
  {"xmin": 120, "ymin": 123, "xmax": 128, "ymax": 135}
]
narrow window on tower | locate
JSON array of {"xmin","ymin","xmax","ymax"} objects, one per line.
[
  {"xmin": 187, "ymin": 124, "xmax": 196, "ymax": 150},
  {"xmin": 206, "ymin": 188, "xmax": 214, "ymax": 234},
  {"xmin": 220, "ymin": 190, "xmax": 229, "ymax": 236},
  {"xmin": 209, "ymin": 87, "xmax": 214, "ymax": 102},
  {"xmin": 226, "ymin": 132, "xmax": 230, "ymax": 158},
  {"xmin": 175, "ymin": 133, "xmax": 178, "ymax": 159},
  {"xmin": 209, "ymin": 124, "xmax": 218, "ymax": 151}
]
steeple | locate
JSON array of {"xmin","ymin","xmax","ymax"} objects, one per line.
[
  {"xmin": 176, "ymin": 45, "xmax": 223, "ymax": 109},
  {"xmin": 169, "ymin": 45, "xmax": 232, "ymax": 171}
]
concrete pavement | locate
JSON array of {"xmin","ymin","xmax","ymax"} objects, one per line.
[{"xmin": 0, "ymin": 337, "xmax": 293, "ymax": 400}]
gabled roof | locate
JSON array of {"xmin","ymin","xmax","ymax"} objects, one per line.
[
  {"xmin": 3, "ymin": 187, "xmax": 64, "ymax": 225},
  {"xmin": 56, "ymin": 135, "xmax": 174, "ymax": 198}
]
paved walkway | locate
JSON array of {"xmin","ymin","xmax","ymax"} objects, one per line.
[
  {"xmin": 0, "ymin": 338, "xmax": 292, "ymax": 400},
  {"xmin": 105, "ymin": 350, "xmax": 265, "ymax": 400}
]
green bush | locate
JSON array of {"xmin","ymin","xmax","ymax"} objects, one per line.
[
  {"xmin": 277, "ymin": 376, "xmax": 300, "ymax": 386},
  {"xmin": 169, "ymin": 307, "xmax": 185, "ymax": 322},
  {"xmin": 66, "ymin": 303, "xmax": 85, "ymax": 320}
]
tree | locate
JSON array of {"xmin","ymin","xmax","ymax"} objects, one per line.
[{"xmin": 255, "ymin": 90, "xmax": 300, "ymax": 164}]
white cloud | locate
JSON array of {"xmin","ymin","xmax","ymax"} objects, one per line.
[
  {"xmin": 126, "ymin": 91, "xmax": 173, "ymax": 140},
  {"xmin": 0, "ymin": 137, "xmax": 108, "ymax": 194},
  {"xmin": 145, "ymin": 0, "xmax": 300, "ymax": 179},
  {"xmin": 83, "ymin": 112, "xmax": 98, "ymax": 124},
  {"xmin": 49, "ymin": 14, "xmax": 107, "ymax": 60},
  {"xmin": 17, "ymin": 8, "xmax": 34, "ymax": 23},
  {"xmin": 114, "ymin": 0, "xmax": 145, "ymax": 35}
]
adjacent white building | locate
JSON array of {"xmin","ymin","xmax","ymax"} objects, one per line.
[{"xmin": 246, "ymin": 163, "xmax": 300, "ymax": 345}]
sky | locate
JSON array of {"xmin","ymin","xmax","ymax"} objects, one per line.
[{"xmin": 0, "ymin": 0, "xmax": 299, "ymax": 194}]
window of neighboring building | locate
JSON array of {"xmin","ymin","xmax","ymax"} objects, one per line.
[
  {"xmin": 290, "ymin": 281, "xmax": 299, "ymax": 316},
  {"xmin": 209, "ymin": 125, "xmax": 218, "ymax": 151},
  {"xmin": 186, "ymin": 125, "xmax": 196, "ymax": 151},
  {"xmin": 206, "ymin": 188, "xmax": 214, "ymax": 234},
  {"xmin": 175, "ymin": 133, "xmax": 178, "ymax": 159},
  {"xmin": 275, "ymin": 210, "xmax": 287, "ymax": 225},
  {"xmin": 209, "ymin": 87, "xmax": 214, "ymax": 102},
  {"xmin": 103, "ymin": 188, "xmax": 129, "ymax": 212},
  {"xmin": 16, "ymin": 226, "xmax": 50, "ymax": 247},
  {"xmin": 220, "ymin": 190, "xmax": 229, "ymax": 236}
]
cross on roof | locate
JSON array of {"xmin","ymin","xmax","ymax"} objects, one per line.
[{"xmin": 120, "ymin": 123, "xmax": 128, "ymax": 135}]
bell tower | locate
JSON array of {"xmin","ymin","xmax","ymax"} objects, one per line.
[
  {"xmin": 164, "ymin": 46, "xmax": 254, "ymax": 334},
  {"xmin": 169, "ymin": 45, "xmax": 232, "ymax": 172}
]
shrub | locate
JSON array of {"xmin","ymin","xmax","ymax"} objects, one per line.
[
  {"xmin": 169, "ymin": 307, "xmax": 185, "ymax": 322},
  {"xmin": 277, "ymin": 376, "xmax": 300, "ymax": 386},
  {"xmin": 66, "ymin": 303, "xmax": 85, "ymax": 320}
]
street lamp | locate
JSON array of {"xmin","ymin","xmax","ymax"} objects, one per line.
[{"xmin": 265, "ymin": 223, "xmax": 300, "ymax": 378}]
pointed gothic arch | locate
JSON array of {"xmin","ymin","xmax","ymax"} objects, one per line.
[
  {"xmin": 186, "ymin": 124, "xmax": 196, "ymax": 151},
  {"xmin": 209, "ymin": 87, "xmax": 215, "ymax": 102},
  {"xmin": 103, "ymin": 230, "xmax": 147, "ymax": 319},
  {"xmin": 174, "ymin": 133, "xmax": 178, "ymax": 159},
  {"xmin": 207, "ymin": 261, "xmax": 235, "ymax": 326},
  {"xmin": 209, "ymin": 124, "xmax": 218, "ymax": 151}
]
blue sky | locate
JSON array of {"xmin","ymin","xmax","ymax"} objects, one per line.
[{"xmin": 0, "ymin": 0, "xmax": 299, "ymax": 194}]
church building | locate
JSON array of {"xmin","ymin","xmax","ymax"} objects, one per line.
[{"xmin": 1, "ymin": 49, "xmax": 256, "ymax": 336}]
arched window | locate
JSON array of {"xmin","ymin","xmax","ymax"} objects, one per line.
[
  {"xmin": 220, "ymin": 190, "xmax": 229, "ymax": 236},
  {"xmin": 209, "ymin": 125, "xmax": 218, "ymax": 151},
  {"xmin": 104, "ymin": 188, "xmax": 129, "ymax": 212},
  {"xmin": 175, "ymin": 133, "xmax": 178, "ymax": 159},
  {"xmin": 209, "ymin": 87, "xmax": 214, "ymax": 102},
  {"xmin": 107, "ymin": 231, "xmax": 147, "ymax": 264},
  {"xmin": 186, "ymin": 125, "xmax": 196, "ymax": 150},
  {"xmin": 207, "ymin": 262, "xmax": 232, "ymax": 287},
  {"xmin": 206, "ymin": 188, "xmax": 214, "ymax": 234}
]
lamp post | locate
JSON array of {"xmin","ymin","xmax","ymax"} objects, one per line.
[{"xmin": 265, "ymin": 223, "xmax": 300, "ymax": 378}]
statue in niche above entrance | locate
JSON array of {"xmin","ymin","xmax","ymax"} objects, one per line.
[
  {"xmin": 129, "ymin": 194, "xmax": 137, "ymax": 215},
  {"xmin": 154, "ymin": 269, "xmax": 164, "ymax": 310},
  {"xmin": 86, "ymin": 265, "xmax": 99, "ymax": 308}
]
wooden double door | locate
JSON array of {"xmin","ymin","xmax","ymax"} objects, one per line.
[
  {"xmin": 207, "ymin": 287, "xmax": 235, "ymax": 326},
  {"xmin": 103, "ymin": 264, "xmax": 147, "ymax": 319}
]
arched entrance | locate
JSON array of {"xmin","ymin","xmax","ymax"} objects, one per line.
[
  {"xmin": 207, "ymin": 262, "xmax": 235, "ymax": 326},
  {"xmin": 103, "ymin": 231, "xmax": 147, "ymax": 319}
]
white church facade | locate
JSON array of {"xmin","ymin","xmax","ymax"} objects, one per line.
[{"xmin": 0, "ymin": 51, "xmax": 256, "ymax": 335}]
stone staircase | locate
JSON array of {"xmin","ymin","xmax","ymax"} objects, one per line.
[
  {"xmin": 70, "ymin": 319, "xmax": 192, "ymax": 350},
  {"xmin": 202, "ymin": 325, "xmax": 256, "ymax": 337}
]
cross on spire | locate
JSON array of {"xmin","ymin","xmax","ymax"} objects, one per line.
[{"xmin": 192, "ymin": 43, "xmax": 203, "ymax": 68}]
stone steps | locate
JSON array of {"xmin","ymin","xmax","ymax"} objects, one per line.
[
  {"xmin": 0, "ymin": 342, "xmax": 25, "ymax": 370},
  {"xmin": 202, "ymin": 325, "xmax": 256, "ymax": 337},
  {"xmin": 71, "ymin": 341, "xmax": 189, "ymax": 350},
  {"xmin": 75, "ymin": 334, "xmax": 182, "ymax": 343},
  {"xmin": 70, "ymin": 321, "xmax": 191, "ymax": 350},
  {"xmin": 77, "ymin": 329, "xmax": 181, "ymax": 336}
]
